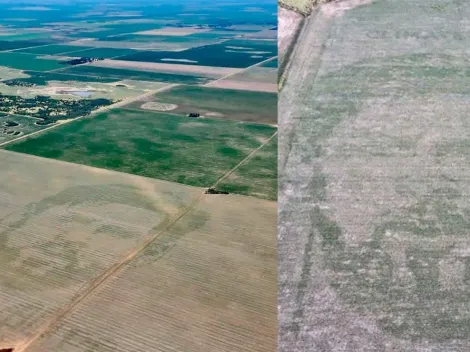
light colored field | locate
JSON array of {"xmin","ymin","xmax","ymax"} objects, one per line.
[
  {"xmin": 91, "ymin": 59, "xmax": 240, "ymax": 76},
  {"xmin": 279, "ymin": 0, "xmax": 328, "ymax": 15},
  {"xmin": 65, "ymin": 39, "xmax": 200, "ymax": 52},
  {"xmin": 134, "ymin": 27, "xmax": 211, "ymax": 36},
  {"xmin": 140, "ymin": 101, "xmax": 178, "ymax": 111},
  {"xmin": 280, "ymin": 0, "xmax": 470, "ymax": 350},
  {"xmin": 207, "ymin": 79, "xmax": 277, "ymax": 93},
  {"xmin": 0, "ymin": 67, "xmax": 29, "ymax": 81},
  {"xmin": 0, "ymin": 150, "xmax": 202, "ymax": 349},
  {"xmin": 26, "ymin": 194, "xmax": 277, "ymax": 352}
]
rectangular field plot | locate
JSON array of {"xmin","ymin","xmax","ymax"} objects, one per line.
[
  {"xmin": 207, "ymin": 66, "xmax": 277, "ymax": 92},
  {"xmin": 0, "ymin": 114, "xmax": 45, "ymax": 143},
  {"xmin": 0, "ymin": 150, "xmax": 201, "ymax": 347},
  {"xmin": 3, "ymin": 70, "xmax": 120, "ymax": 86},
  {"xmin": 61, "ymin": 65, "xmax": 213, "ymax": 84},
  {"xmin": 127, "ymin": 85, "xmax": 278, "ymax": 124},
  {"xmin": 0, "ymin": 52, "xmax": 65, "ymax": 71},
  {"xmin": 218, "ymin": 135, "xmax": 277, "ymax": 200},
  {"xmin": 5, "ymin": 108, "xmax": 277, "ymax": 188},
  {"xmin": 15, "ymin": 44, "xmax": 95, "ymax": 55},
  {"xmin": 59, "ymin": 47, "xmax": 140, "ymax": 59},
  {"xmin": 0, "ymin": 40, "xmax": 50, "ymax": 51},
  {"xmin": 118, "ymin": 39, "xmax": 277, "ymax": 68},
  {"xmin": 28, "ymin": 194, "xmax": 277, "ymax": 352}
]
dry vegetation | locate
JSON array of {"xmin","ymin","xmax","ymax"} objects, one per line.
[
  {"xmin": 280, "ymin": 0, "xmax": 470, "ymax": 350},
  {"xmin": 0, "ymin": 150, "xmax": 201, "ymax": 348},
  {"xmin": 26, "ymin": 195, "xmax": 277, "ymax": 352}
]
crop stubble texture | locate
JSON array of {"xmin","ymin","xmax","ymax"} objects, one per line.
[
  {"xmin": 21, "ymin": 190, "xmax": 277, "ymax": 352},
  {"xmin": 279, "ymin": 0, "xmax": 470, "ymax": 351},
  {"xmin": 0, "ymin": 150, "xmax": 201, "ymax": 347}
]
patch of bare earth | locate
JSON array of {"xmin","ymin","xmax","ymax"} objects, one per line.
[
  {"xmin": 91, "ymin": 60, "xmax": 240, "ymax": 76},
  {"xmin": 321, "ymin": 0, "xmax": 374, "ymax": 17},
  {"xmin": 206, "ymin": 80, "xmax": 277, "ymax": 93},
  {"xmin": 134, "ymin": 27, "xmax": 211, "ymax": 36},
  {"xmin": 278, "ymin": 7, "xmax": 303, "ymax": 65}
]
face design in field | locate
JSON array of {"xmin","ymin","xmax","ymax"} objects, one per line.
[{"xmin": 307, "ymin": 53, "xmax": 470, "ymax": 341}]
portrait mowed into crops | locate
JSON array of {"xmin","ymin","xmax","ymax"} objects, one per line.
[{"xmin": 278, "ymin": 0, "xmax": 470, "ymax": 351}]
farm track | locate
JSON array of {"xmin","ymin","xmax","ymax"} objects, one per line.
[
  {"xmin": 0, "ymin": 54, "xmax": 277, "ymax": 149},
  {"xmin": 13, "ymin": 128, "xmax": 276, "ymax": 351}
]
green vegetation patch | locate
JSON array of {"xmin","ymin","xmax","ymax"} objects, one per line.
[
  {"xmin": 61, "ymin": 47, "xmax": 139, "ymax": 59},
  {"xmin": 3, "ymin": 70, "xmax": 119, "ymax": 86},
  {"xmin": 0, "ymin": 114, "xmax": 46, "ymax": 142},
  {"xmin": 0, "ymin": 52, "xmax": 65, "ymax": 71},
  {"xmin": 5, "ymin": 108, "xmax": 276, "ymax": 188},
  {"xmin": 118, "ymin": 39, "xmax": 277, "ymax": 68},
  {"xmin": 0, "ymin": 40, "xmax": 51, "ymax": 51},
  {"xmin": 61, "ymin": 65, "xmax": 212, "ymax": 84},
  {"xmin": 218, "ymin": 135, "xmax": 277, "ymax": 200},
  {"xmin": 16, "ymin": 44, "xmax": 95, "ymax": 55},
  {"xmin": 128, "ymin": 85, "xmax": 277, "ymax": 124}
]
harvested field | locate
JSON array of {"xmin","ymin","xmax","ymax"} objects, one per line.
[
  {"xmin": 16, "ymin": 45, "xmax": 95, "ymax": 55},
  {"xmin": 24, "ymin": 194, "xmax": 277, "ymax": 352},
  {"xmin": 0, "ymin": 149, "xmax": 202, "ymax": 349},
  {"xmin": 279, "ymin": 0, "xmax": 470, "ymax": 351},
  {"xmin": 90, "ymin": 59, "xmax": 240, "ymax": 77},
  {"xmin": 5, "ymin": 108, "xmax": 277, "ymax": 188},
  {"xmin": 219, "ymin": 66, "xmax": 277, "ymax": 85},
  {"xmin": 218, "ymin": 135, "xmax": 277, "ymax": 200},
  {"xmin": 206, "ymin": 80, "xmax": 277, "ymax": 93},
  {"xmin": 126, "ymin": 85, "xmax": 278, "ymax": 124},
  {"xmin": 61, "ymin": 65, "xmax": 213, "ymax": 84},
  {"xmin": 65, "ymin": 39, "xmax": 199, "ymax": 52},
  {"xmin": 59, "ymin": 47, "xmax": 139, "ymax": 59},
  {"xmin": 134, "ymin": 27, "xmax": 211, "ymax": 36}
]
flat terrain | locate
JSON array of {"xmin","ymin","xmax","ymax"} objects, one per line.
[
  {"xmin": 279, "ymin": 0, "xmax": 470, "ymax": 351},
  {"xmin": 26, "ymin": 194, "xmax": 277, "ymax": 352},
  {"xmin": 0, "ymin": 150, "xmax": 276, "ymax": 352},
  {"xmin": 218, "ymin": 135, "xmax": 277, "ymax": 201},
  {"xmin": 126, "ymin": 85, "xmax": 278, "ymax": 124},
  {"xmin": 5, "ymin": 108, "xmax": 276, "ymax": 188},
  {"xmin": 0, "ymin": 150, "xmax": 202, "ymax": 348}
]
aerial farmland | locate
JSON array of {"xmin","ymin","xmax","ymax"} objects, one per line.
[{"xmin": 0, "ymin": 0, "xmax": 277, "ymax": 351}]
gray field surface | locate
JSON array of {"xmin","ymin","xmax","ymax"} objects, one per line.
[
  {"xmin": 0, "ymin": 150, "xmax": 276, "ymax": 352},
  {"xmin": 279, "ymin": 0, "xmax": 470, "ymax": 351}
]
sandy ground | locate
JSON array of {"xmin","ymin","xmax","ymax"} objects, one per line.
[
  {"xmin": 91, "ymin": 59, "xmax": 241, "ymax": 76},
  {"xmin": 278, "ymin": 7, "xmax": 303, "ymax": 67},
  {"xmin": 134, "ymin": 27, "xmax": 211, "ymax": 36},
  {"xmin": 206, "ymin": 79, "xmax": 277, "ymax": 92}
]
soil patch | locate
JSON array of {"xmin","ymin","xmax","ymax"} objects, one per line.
[{"xmin": 140, "ymin": 102, "xmax": 178, "ymax": 111}]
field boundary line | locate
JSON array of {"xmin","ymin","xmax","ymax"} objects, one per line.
[
  {"xmin": 0, "ymin": 83, "xmax": 179, "ymax": 148},
  {"xmin": 211, "ymin": 131, "xmax": 277, "ymax": 188},
  {"xmin": 16, "ymin": 190, "xmax": 206, "ymax": 352},
  {"xmin": 203, "ymin": 55, "xmax": 277, "ymax": 87}
]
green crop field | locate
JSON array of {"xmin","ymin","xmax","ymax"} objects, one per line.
[
  {"xmin": 61, "ymin": 47, "xmax": 140, "ymax": 59},
  {"xmin": 0, "ymin": 52, "xmax": 65, "ymax": 71},
  {"xmin": 61, "ymin": 65, "xmax": 213, "ymax": 84},
  {"xmin": 218, "ymin": 134, "xmax": 277, "ymax": 200},
  {"xmin": 128, "ymin": 85, "xmax": 278, "ymax": 124},
  {"xmin": 16, "ymin": 44, "xmax": 95, "ymax": 55},
  {"xmin": 5, "ymin": 108, "xmax": 277, "ymax": 188}
]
